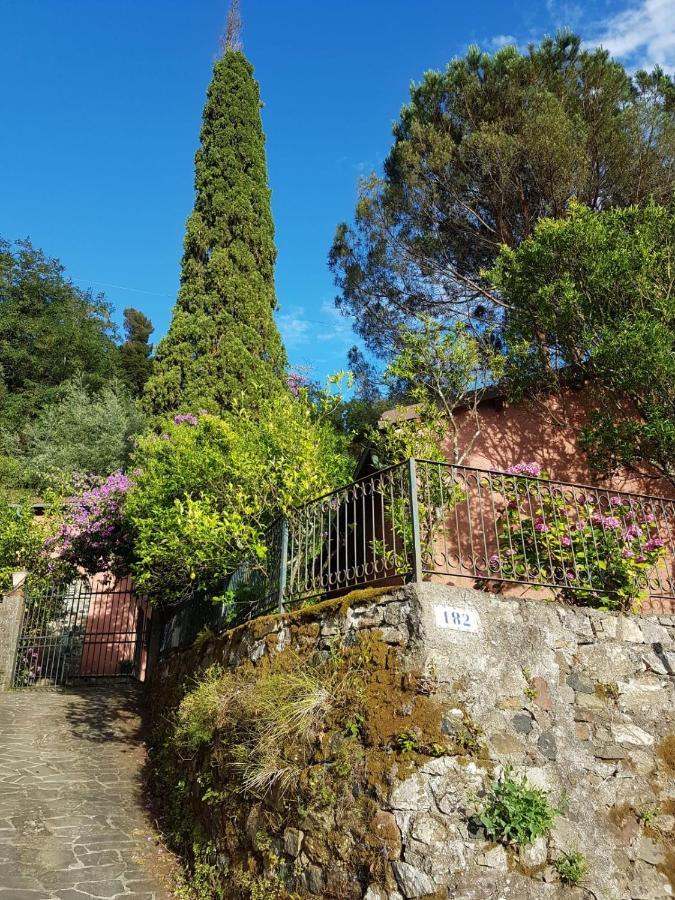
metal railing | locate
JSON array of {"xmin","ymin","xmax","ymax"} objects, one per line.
[
  {"xmin": 414, "ymin": 461, "xmax": 675, "ymax": 602},
  {"xmin": 160, "ymin": 460, "xmax": 675, "ymax": 653}
]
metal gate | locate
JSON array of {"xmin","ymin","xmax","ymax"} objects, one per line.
[{"xmin": 11, "ymin": 577, "xmax": 149, "ymax": 688}]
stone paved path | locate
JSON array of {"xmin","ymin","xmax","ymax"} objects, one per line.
[{"xmin": 0, "ymin": 684, "xmax": 173, "ymax": 899}]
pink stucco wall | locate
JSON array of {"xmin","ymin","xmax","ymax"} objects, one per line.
[
  {"xmin": 79, "ymin": 574, "xmax": 150, "ymax": 678},
  {"xmin": 426, "ymin": 389, "xmax": 675, "ymax": 614},
  {"xmin": 444, "ymin": 388, "xmax": 673, "ymax": 499}
]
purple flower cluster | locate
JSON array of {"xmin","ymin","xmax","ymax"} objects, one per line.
[
  {"xmin": 287, "ymin": 372, "xmax": 308, "ymax": 398},
  {"xmin": 498, "ymin": 468, "xmax": 669, "ymax": 608},
  {"xmin": 590, "ymin": 513, "xmax": 622, "ymax": 530},
  {"xmin": 173, "ymin": 413, "xmax": 198, "ymax": 426},
  {"xmin": 55, "ymin": 471, "xmax": 133, "ymax": 574},
  {"xmin": 644, "ymin": 538, "xmax": 666, "ymax": 552},
  {"xmin": 507, "ymin": 462, "xmax": 542, "ymax": 477}
]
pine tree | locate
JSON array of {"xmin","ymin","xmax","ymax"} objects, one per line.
[
  {"xmin": 144, "ymin": 6, "xmax": 286, "ymax": 416},
  {"xmin": 120, "ymin": 307, "xmax": 154, "ymax": 397}
]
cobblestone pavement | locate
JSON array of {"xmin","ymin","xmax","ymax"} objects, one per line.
[{"xmin": 0, "ymin": 683, "xmax": 173, "ymax": 899}]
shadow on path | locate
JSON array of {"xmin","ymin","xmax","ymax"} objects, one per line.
[{"xmin": 0, "ymin": 682, "xmax": 176, "ymax": 899}]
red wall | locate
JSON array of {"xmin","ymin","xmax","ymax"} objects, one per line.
[
  {"xmin": 444, "ymin": 388, "xmax": 674, "ymax": 499},
  {"xmin": 430, "ymin": 389, "xmax": 675, "ymax": 614}
]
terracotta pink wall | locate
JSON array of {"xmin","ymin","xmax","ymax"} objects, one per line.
[
  {"xmin": 431, "ymin": 390, "xmax": 675, "ymax": 614},
  {"xmin": 444, "ymin": 388, "xmax": 674, "ymax": 498},
  {"xmin": 79, "ymin": 574, "xmax": 150, "ymax": 678}
]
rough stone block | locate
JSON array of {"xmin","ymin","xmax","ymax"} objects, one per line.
[
  {"xmin": 392, "ymin": 860, "xmax": 437, "ymax": 898},
  {"xmin": 519, "ymin": 836, "xmax": 547, "ymax": 868},
  {"xmin": 283, "ymin": 827, "xmax": 303, "ymax": 857},
  {"xmin": 476, "ymin": 845, "xmax": 507, "ymax": 872},
  {"xmin": 611, "ymin": 723, "xmax": 654, "ymax": 747}
]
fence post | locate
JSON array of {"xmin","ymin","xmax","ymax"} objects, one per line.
[
  {"xmin": 407, "ymin": 458, "xmax": 423, "ymax": 583},
  {"xmin": 277, "ymin": 517, "xmax": 289, "ymax": 614}
]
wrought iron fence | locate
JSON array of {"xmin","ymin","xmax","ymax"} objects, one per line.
[
  {"xmin": 285, "ymin": 462, "xmax": 414, "ymax": 603},
  {"xmin": 160, "ymin": 459, "xmax": 675, "ymax": 654},
  {"xmin": 415, "ymin": 460, "xmax": 675, "ymax": 603},
  {"xmin": 12, "ymin": 576, "xmax": 149, "ymax": 687}
]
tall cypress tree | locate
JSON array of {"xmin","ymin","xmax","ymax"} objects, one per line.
[
  {"xmin": 145, "ymin": 6, "xmax": 286, "ymax": 416},
  {"xmin": 120, "ymin": 307, "xmax": 154, "ymax": 397}
]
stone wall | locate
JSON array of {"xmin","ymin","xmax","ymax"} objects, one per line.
[
  {"xmin": 151, "ymin": 585, "xmax": 675, "ymax": 900},
  {"xmin": 0, "ymin": 590, "xmax": 24, "ymax": 690}
]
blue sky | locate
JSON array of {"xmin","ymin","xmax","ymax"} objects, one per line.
[{"xmin": 1, "ymin": 0, "xmax": 672, "ymax": 384}]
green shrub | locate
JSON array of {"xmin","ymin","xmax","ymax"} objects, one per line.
[
  {"xmin": 0, "ymin": 497, "xmax": 69, "ymax": 592},
  {"xmin": 125, "ymin": 390, "xmax": 352, "ymax": 607},
  {"xmin": 395, "ymin": 731, "xmax": 421, "ymax": 753},
  {"xmin": 174, "ymin": 653, "xmax": 364, "ymax": 796},
  {"xmin": 554, "ymin": 850, "xmax": 588, "ymax": 886},
  {"xmin": 479, "ymin": 767, "xmax": 557, "ymax": 846},
  {"xmin": 19, "ymin": 377, "xmax": 146, "ymax": 487},
  {"xmin": 175, "ymin": 666, "xmax": 226, "ymax": 750},
  {"xmin": 637, "ymin": 804, "xmax": 660, "ymax": 826}
]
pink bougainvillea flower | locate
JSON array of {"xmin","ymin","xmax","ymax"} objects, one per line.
[
  {"xmin": 507, "ymin": 462, "xmax": 542, "ymax": 477},
  {"xmin": 173, "ymin": 413, "xmax": 198, "ymax": 426},
  {"xmin": 644, "ymin": 538, "xmax": 665, "ymax": 551}
]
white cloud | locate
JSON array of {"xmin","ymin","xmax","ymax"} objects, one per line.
[
  {"xmin": 545, "ymin": 0, "xmax": 584, "ymax": 29},
  {"xmin": 589, "ymin": 0, "xmax": 675, "ymax": 72},
  {"xmin": 276, "ymin": 310, "xmax": 310, "ymax": 348},
  {"xmin": 486, "ymin": 34, "xmax": 520, "ymax": 50},
  {"xmin": 276, "ymin": 301, "xmax": 356, "ymax": 353},
  {"xmin": 486, "ymin": 0, "xmax": 674, "ymax": 73},
  {"xmin": 316, "ymin": 300, "xmax": 355, "ymax": 346}
]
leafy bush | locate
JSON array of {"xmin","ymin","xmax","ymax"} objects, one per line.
[
  {"xmin": 0, "ymin": 237, "xmax": 120, "ymax": 433},
  {"xmin": 125, "ymin": 391, "xmax": 352, "ymax": 606},
  {"xmin": 490, "ymin": 464, "xmax": 667, "ymax": 610},
  {"xmin": 554, "ymin": 850, "xmax": 588, "ymax": 886},
  {"xmin": 19, "ymin": 378, "xmax": 145, "ymax": 487},
  {"xmin": 0, "ymin": 498, "xmax": 68, "ymax": 592},
  {"xmin": 479, "ymin": 767, "xmax": 557, "ymax": 846}
]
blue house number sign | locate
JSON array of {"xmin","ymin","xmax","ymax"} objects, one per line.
[{"xmin": 434, "ymin": 605, "xmax": 480, "ymax": 633}]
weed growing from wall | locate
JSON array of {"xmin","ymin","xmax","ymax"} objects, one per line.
[
  {"xmin": 148, "ymin": 632, "xmax": 456, "ymax": 898},
  {"xmin": 479, "ymin": 766, "xmax": 558, "ymax": 846},
  {"xmin": 554, "ymin": 850, "xmax": 588, "ymax": 886}
]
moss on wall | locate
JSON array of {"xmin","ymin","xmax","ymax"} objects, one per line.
[{"xmin": 147, "ymin": 627, "xmax": 461, "ymax": 899}]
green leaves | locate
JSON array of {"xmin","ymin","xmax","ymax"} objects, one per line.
[
  {"xmin": 125, "ymin": 392, "xmax": 352, "ymax": 606},
  {"xmin": 368, "ymin": 317, "xmax": 504, "ymax": 465},
  {"xmin": 0, "ymin": 499, "xmax": 68, "ymax": 593},
  {"xmin": 479, "ymin": 766, "xmax": 557, "ymax": 847},
  {"xmin": 494, "ymin": 479, "xmax": 666, "ymax": 611},
  {"xmin": 554, "ymin": 850, "xmax": 588, "ymax": 886},
  {"xmin": 0, "ymin": 238, "xmax": 120, "ymax": 433},
  {"xmin": 330, "ymin": 33, "xmax": 674, "ymax": 358},
  {"xmin": 490, "ymin": 201, "xmax": 675, "ymax": 484},
  {"xmin": 144, "ymin": 49, "xmax": 286, "ymax": 418},
  {"xmin": 19, "ymin": 378, "xmax": 146, "ymax": 489}
]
